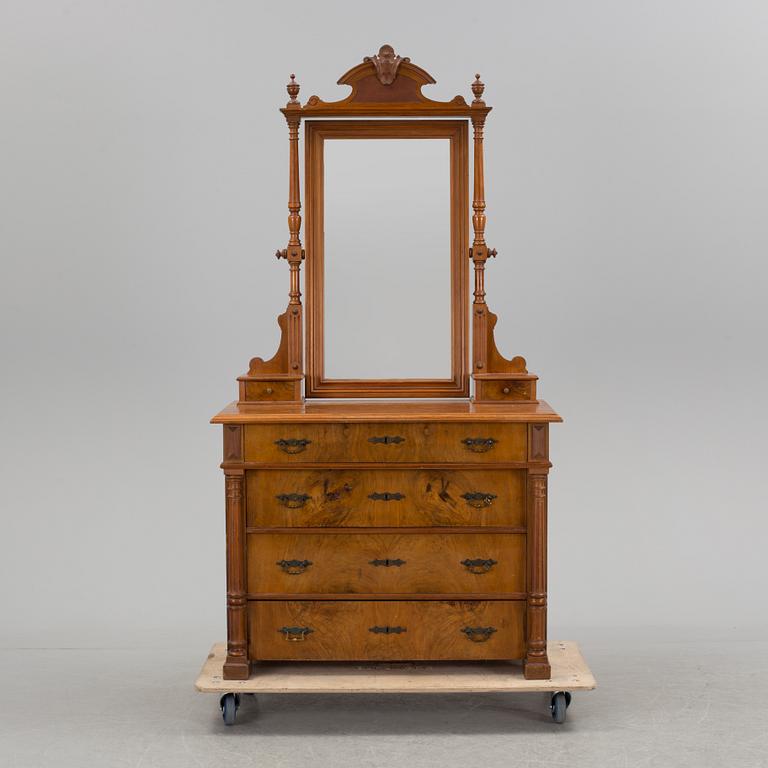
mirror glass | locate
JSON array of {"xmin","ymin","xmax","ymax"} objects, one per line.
[{"xmin": 323, "ymin": 139, "xmax": 451, "ymax": 379}]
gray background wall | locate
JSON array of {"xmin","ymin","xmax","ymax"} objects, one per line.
[{"xmin": 1, "ymin": 0, "xmax": 766, "ymax": 650}]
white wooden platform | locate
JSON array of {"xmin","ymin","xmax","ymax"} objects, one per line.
[{"xmin": 195, "ymin": 641, "xmax": 596, "ymax": 694}]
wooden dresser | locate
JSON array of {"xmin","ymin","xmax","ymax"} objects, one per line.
[
  {"xmin": 212, "ymin": 401, "xmax": 561, "ymax": 680},
  {"xmin": 212, "ymin": 46, "xmax": 561, "ymax": 681}
]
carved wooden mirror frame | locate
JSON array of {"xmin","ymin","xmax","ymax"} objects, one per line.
[
  {"xmin": 304, "ymin": 119, "xmax": 469, "ymax": 398},
  {"xmin": 237, "ymin": 45, "xmax": 540, "ymax": 407}
]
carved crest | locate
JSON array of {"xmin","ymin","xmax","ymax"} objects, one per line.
[{"xmin": 363, "ymin": 44, "xmax": 410, "ymax": 85}]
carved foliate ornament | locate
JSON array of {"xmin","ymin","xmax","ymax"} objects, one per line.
[{"xmin": 364, "ymin": 44, "xmax": 410, "ymax": 85}]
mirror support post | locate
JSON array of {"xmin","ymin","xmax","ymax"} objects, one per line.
[
  {"xmin": 283, "ymin": 75, "xmax": 305, "ymax": 383},
  {"xmin": 470, "ymin": 75, "xmax": 490, "ymax": 377},
  {"xmin": 236, "ymin": 75, "xmax": 305, "ymax": 403},
  {"xmin": 469, "ymin": 76, "xmax": 539, "ymax": 404}
]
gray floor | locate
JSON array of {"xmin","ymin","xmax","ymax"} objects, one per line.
[{"xmin": 1, "ymin": 631, "xmax": 767, "ymax": 768}]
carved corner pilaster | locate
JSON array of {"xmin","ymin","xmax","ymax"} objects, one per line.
[
  {"xmin": 524, "ymin": 471, "xmax": 551, "ymax": 679},
  {"xmin": 223, "ymin": 472, "xmax": 250, "ymax": 680}
]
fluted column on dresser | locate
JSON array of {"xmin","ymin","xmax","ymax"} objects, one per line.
[
  {"xmin": 524, "ymin": 470, "xmax": 552, "ymax": 679},
  {"xmin": 223, "ymin": 470, "xmax": 249, "ymax": 680}
]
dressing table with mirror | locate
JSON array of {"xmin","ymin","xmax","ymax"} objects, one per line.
[{"xmin": 211, "ymin": 45, "xmax": 562, "ymax": 681}]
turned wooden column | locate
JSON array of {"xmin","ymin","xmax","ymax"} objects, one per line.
[
  {"xmin": 280, "ymin": 75, "xmax": 304, "ymax": 378},
  {"xmin": 524, "ymin": 469, "xmax": 552, "ymax": 679},
  {"xmin": 469, "ymin": 75, "xmax": 495, "ymax": 377},
  {"xmin": 223, "ymin": 469, "xmax": 249, "ymax": 679}
]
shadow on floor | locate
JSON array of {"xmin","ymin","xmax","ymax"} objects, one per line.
[{"xmin": 199, "ymin": 691, "xmax": 573, "ymax": 735}]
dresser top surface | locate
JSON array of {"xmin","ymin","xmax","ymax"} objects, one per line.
[{"xmin": 211, "ymin": 399, "xmax": 562, "ymax": 424}]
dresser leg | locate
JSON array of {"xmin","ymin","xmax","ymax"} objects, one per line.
[
  {"xmin": 524, "ymin": 471, "xmax": 551, "ymax": 680},
  {"xmin": 223, "ymin": 471, "xmax": 250, "ymax": 680}
]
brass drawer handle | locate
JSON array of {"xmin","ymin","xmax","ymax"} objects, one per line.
[
  {"xmin": 369, "ymin": 558, "xmax": 406, "ymax": 567},
  {"xmin": 368, "ymin": 492, "xmax": 405, "ymax": 502},
  {"xmin": 461, "ymin": 558, "xmax": 498, "ymax": 574},
  {"xmin": 460, "ymin": 491, "xmax": 498, "ymax": 508},
  {"xmin": 276, "ymin": 492, "xmax": 311, "ymax": 509},
  {"xmin": 369, "ymin": 626, "xmax": 407, "ymax": 635},
  {"xmin": 462, "ymin": 626, "xmax": 497, "ymax": 642},
  {"xmin": 276, "ymin": 559, "xmax": 312, "ymax": 575},
  {"xmin": 368, "ymin": 436, "xmax": 405, "ymax": 445},
  {"xmin": 279, "ymin": 626, "xmax": 313, "ymax": 641},
  {"xmin": 274, "ymin": 438, "xmax": 312, "ymax": 454},
  {"xmin": 461, "ymin": 437, "xmax": 497, "ymax": 453}
]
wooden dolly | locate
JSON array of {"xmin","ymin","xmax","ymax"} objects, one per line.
[{"xmin": 196, "ymin": 640, "xmax": 596, "ymax": 726}]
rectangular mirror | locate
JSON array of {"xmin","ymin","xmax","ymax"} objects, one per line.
[{"xmin": 305, "ymin": 120, "xmax": 469, "ymax": 398}]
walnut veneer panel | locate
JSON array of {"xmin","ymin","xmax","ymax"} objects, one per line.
[
  {"xmin": 247, "ymin": 532, "xmax": 525, "ymax": 595},
  {"xmin": 249, "ymin": 600, "xmax": 526, "ymax": 661},
  {"xmin": 243, "ymin": 422, "xmax": 526, "ymax": 463},
  {"xmin": 246, "ymin": 468, "xmax": 526, "ymax": 528}
]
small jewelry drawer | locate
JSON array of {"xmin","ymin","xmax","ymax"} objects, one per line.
[
  {"xmin": 246, "ymin": 467, "xmax": 526, "ymax": 528},
  {"xmin": 242, "ymin": 422, "xmax": 527, "ymax": 463},
  {"xmin": 248, "ymin": 600, "xmax": 526, "ymax": 661},
  {"xmin": 246, "ymin": 532, "xmax": 525, "ymax": 596}
]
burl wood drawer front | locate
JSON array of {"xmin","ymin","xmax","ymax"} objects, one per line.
[
  {"xmin": 243, "ymin": 422, "xmax": 527, "ymax": 463},
  {"xmin": 247, "ymin": 533, "xmax": 525, "ymax": 595},
  {"xmin": 249, "ymin": 600, "xmax": 526, "ymax": 661},
  {"xmin": 246, "ymin": 468, "xmax": 526, "ymax": 528}
]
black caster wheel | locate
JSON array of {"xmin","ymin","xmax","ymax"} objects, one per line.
[
  {"xmin": 550, "ymin": 691, "xmax": 571, "ymax": 724},
  {"xmin": 220, "ymin": 693, "xmax": 240, "ymax": 726}
]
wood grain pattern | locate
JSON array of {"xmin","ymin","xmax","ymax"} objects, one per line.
[
  {"xmin": 304, "ymin": 120, "xmax": 469, "ymax": 399},
  {"xmin": 223, "ymin": 425, "xmax": 242, "ymax": 462},
  {"xmin": 243, "ymin": 422, "xmax": 527, "ymax": 463},
  {"xmin": 474, "ymin": 378, "xmax": 536, "ymax": 403},
  {"xmin": 241, "ymin": 379, "xmax": 300, "ymax": 402},
  {"xmin": 249, "ymin": 600, "xmax": 525, "ymax": 661},
  {"xmin": 528, "ymin": 423, "xmax": 549, "ymax": 462},
  {"xmin": 212, "ymin": 399, "xmax": 562, "ymax": 424},
  {"xmin": 246, "ymin": 468, "xmax": 526, "ymax": 527},
  {"xmin": 246, "ymin": 532, "xmax": 525, "ymax": 595}
]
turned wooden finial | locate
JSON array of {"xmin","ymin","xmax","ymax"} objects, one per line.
[
  {"xmin": 286, "ymin": 74, "xmax": 300, "ymax": 104},
  {"xmin": 471, "ymin": 73, "xmax": 485, "ymax": 104}
]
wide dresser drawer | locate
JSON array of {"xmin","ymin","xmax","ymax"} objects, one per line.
[
  {"xmin": 247, "ymin": 532, "xmax": 525, "ymax": 595},
  {"xmin": 243, "ymin": 422, "xmax": 527, "ymax": 463},
  {"xmin": 246, "ymin": 468, "xmax": 526, "ymax": 528},
  {"xmin": 249, "ymin": 600, "xmax": 526, "ymax": 661}
]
